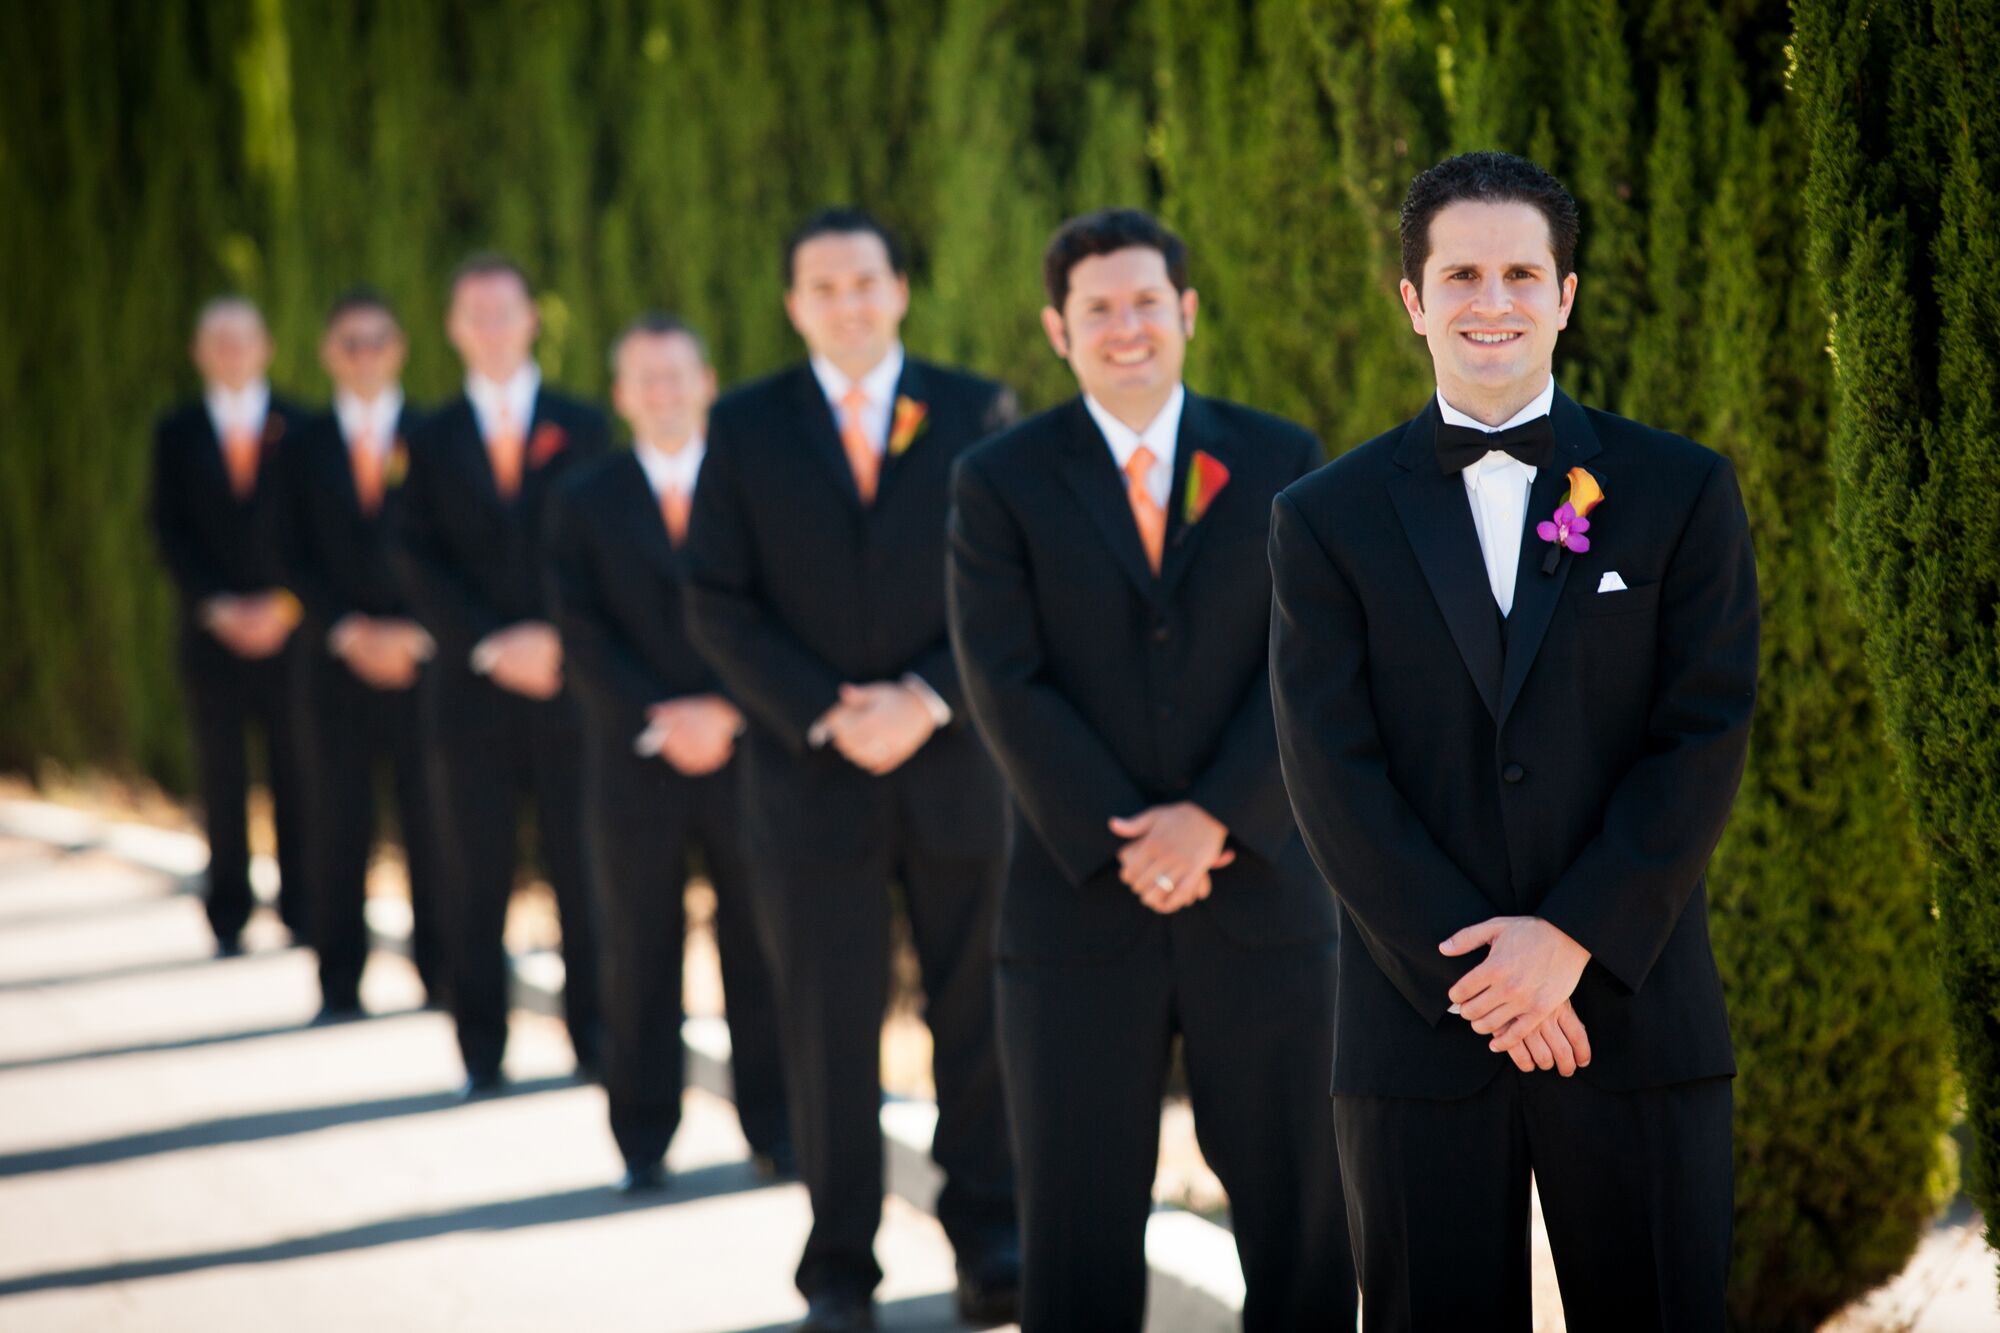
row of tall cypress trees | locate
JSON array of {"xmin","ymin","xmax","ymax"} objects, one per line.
[{"xmin": 0, "ymin": 0, "xmax": 1968, "ymax": 1321}]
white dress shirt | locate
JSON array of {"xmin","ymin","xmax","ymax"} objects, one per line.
[
  {"xmin": 335, "ymin": 387, "xmax": 403, "ymax": 453},
  {"xmin": 810, "ymin": 344, "xmax": 905, "ymax": 451},
  {"xmin": 1438, "ymin": 376, "xmax": 1556, "ymax": 618},
  {"xmin": 634, "ymin": 436, "xmax": 706, "ymax": 498},
  {"xmin": 1083, "ymin": 383, "xmax": 1186, "ymax": 509},
  {"xmin": 466, "ymin": 363, "xmax": 541, "ymax": 442},
  {"xmin": 205, "ymin": 380, "xmax": 272, "ymax": 447}
]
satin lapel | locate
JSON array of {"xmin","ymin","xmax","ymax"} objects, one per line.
[
  {"xmin": 787, "ymin": 365, "xmax": 866, "ymax": 511},
  {"xmin": 1496, "ymin": 391, "xmax": 1604, "ymax": 726},
  {"xmin": 1386, "ymin": 401, "xmax": 1502, "ymax": 719},
  {"xmin": 1056, "ymin": 398, "xmax": 1159, "ymax": 606},
  {"xmin": 872, "ymin": 359, "xmax": 927, "ymax": 509},
  {"xmin": 617, "ymin": 451, "xmax": 679, "ymax": 574},
  {"xmin": 189, "ymin": 408, "xmax": 235, "ymax": 502},
  {"xmin": 1159, "ymin": 393, "xmax": 1225, "ymax": 601},
  {"xmin": 323, "ymin": 420, "xmax": 366, "ymax": 524},
  {"xmin": 441, "ymin": 398, "xmax": 504, "ymax": 510}
]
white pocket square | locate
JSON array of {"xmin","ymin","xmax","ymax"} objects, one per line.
[{"xmin": 1597, "ymin": 571, "xmax": 1628, "ymax": 593}]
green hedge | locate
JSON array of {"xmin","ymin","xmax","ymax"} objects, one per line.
[
  {"xmin": 1797, "ymin": 0, "xmax": 2000, "ymax": 1290},
  {"xmin": 0, "ymin": 0, "xmax": 1954, "ymax": 1318}
]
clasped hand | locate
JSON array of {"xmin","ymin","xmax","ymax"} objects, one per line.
[
  {"xmin": 335, "ymin": 616, "xmax": 434, "ymax": 690},
  {"xmin": 645, "ymin": 694, "xmax": 743, "ymax": 776},
  {"xmin": 1109, "ymin": 802, "xmax": 1235, "ymax": 915},
  {"xmin": 816, "ymin": 681, "xmax": 936, "ymax": 775},
  {"xmin": 474, "ymin": 621, "xmax": 563, "ymax": 699},
  {"xmin": 203, "ymin": 591, "xmax": 297, "ymax": 659},
  {"xmin": 1440, "ymin": 916, "xmax": 1593, "ymax": 1076}
]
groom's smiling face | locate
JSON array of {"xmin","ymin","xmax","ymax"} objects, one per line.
[{"xmin": 1400, "ymin": 200, "xmax": 1577, "ymax": 421}]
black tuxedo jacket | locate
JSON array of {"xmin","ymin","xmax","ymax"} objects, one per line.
[
  {"xmin": 683, "ymin": 358, "xmax": 1015, "ymax": 862},
  {"xmin": 150, "ymin": 394, "xmax": 308, "ymax": 622},
  {"xmin": 393, "ymin": 386, "xmax": 610, "ymax": 675},
  {"xmin": 544, "ymin": 451, "xmax": 726, "ymax": 768},
  {"xmin": 273, "ymin": 404, "xmax": 424, "ymax": 632},
  {"xmin": 948, "ymin": 392, "xmax": 1338, "ymax": 963},
  {"xmin": 1270, "ymin": 389, "xmax": 1758, "ymax": 1099}
]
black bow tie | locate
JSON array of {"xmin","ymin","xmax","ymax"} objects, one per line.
[{"xmin": 1434, "ymin": 415, "xmax": 1556, "ymax": 474}]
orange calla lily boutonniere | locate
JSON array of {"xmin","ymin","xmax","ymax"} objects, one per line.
[
  {"xmin": 888, "ymin": 396, "xmax": 929, "ymax": 457},
  {"xmin": 528, "ymin": 422, "xmax": 568, "ymax": 469},
  {"xmin": 385, "ymin": 437, "xmax": 410, "ymax": 489},
  {"xmin": 1183, "ymin": 449, "xmax": 1231, "ymax": 526},
  {"xmin": 1538, "ymin": 466, "xmax": 1605, "ymax": 574}
]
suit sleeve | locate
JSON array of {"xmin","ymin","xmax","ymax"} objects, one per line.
[
  {"xmin": 896, "ymin": 381, "xmax": 1022, "ymax": 719},
  {"xmin": 149, "ymin": 421, "xmax": 225, "ymax": 605},
  {"xmin": 1187, "ymin": 433, "xmax": 1326, "ymax": 860},
  {"xmin": 681, "ymin": 426, "xmax": 845, "ymax": 749},
  {"xmin": 1269, "ymin": 487, "xmax": 1505, "ymax": 1023},
  {"xmin": 1534, "ymin": 456, "xmax": 1758, "ymax": 992},
  {"xmin": 948, "ymin": 451, "xmax": 1149, "ymax": 885},
  {"xmin": 543, "ymin": 483, "xmax": 670, "ymax": 734},
  {"xmin": 392, "ymin": 428, "xmax": 505, "ymax": 661}
]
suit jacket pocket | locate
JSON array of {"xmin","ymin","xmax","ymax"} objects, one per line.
[{"xmin": 1574, "ymin": 581, "xmax": 1662, "ymax": 618}]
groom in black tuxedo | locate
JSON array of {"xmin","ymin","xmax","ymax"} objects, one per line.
[
  {"xmin": 1270, "ymin": 152, "xmax": 1758, "ymax": 1329},
  {"xmin": 683, "ymin": 210, "xmax": 1019, "ymax": 1332},
  {"xmin": 948, "ymin": 209, "xmax": 1353, "ymax": 1332}
]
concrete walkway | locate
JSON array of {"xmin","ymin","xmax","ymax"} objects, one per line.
[{"xmin": 0, "ymin": 834, "xmax": 994, "ymax": 1333}]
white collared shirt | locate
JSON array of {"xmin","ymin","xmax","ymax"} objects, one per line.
[
  {"xmin": 635, "ymin": 436, "xmax": 706, "ymax": 498},
  {"xmin": 1438, "ymin": 376, "xmax": 1556, "ymax": 618},
  {"xmin": 335, "ymin": 387, "xmax": 404, "ymax": 454},
  {"xmin": 466, "ymin": 363, "xmax": 541, "ymax": 443},
  {"xmin": 1083, "ymin": 383, "xmax": 1186, "ymax": 511},
  {"xmin": 205, "ymin": 380, "xmax": 271, "ymax": 446},
  {"xmin": 809, "ymin": 344, "xmax": 905, "ymax": 454}
]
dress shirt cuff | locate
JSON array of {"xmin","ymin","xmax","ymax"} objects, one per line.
[
  {"xmin": 327, "ymin": 614, "xmax": 367, "ymax": 657},
  {"xmin": 901, "ymin": 673, "xmax": 953, "ymax": 728}
]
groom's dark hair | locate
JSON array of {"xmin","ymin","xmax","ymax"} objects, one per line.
[
  {"xmin": 1399, "ymin": 152, "xmax": 1580, "ymax": 299},
  {"xmin": 785, "ymin": 207, "xmax": 907, "ymax": 286},
  {"xmin": 1042, "ymin": 208, "xmax": 1190, "ymax": 310}
]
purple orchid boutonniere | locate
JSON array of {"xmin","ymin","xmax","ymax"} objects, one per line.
[{"xmin": 1538, "ymin": 467, "xmax": 1604, "ymax": 574}]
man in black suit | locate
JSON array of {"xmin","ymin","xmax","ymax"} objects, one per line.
[
  {"xmin": 1269, "ymin": 152, "xmax": 1758, "ymax": 1330},
  {"xmin": 683, "ymin": 209, "xmax": 1019, "ymax": 1332},
  {"xmin": 150, "ymin": 297, "xmax": 312, "ymax": 954},
  {"xmin": 395, "ymin": 254, "xmax": 610, "ymax": 1096},
  {"xmin": 273, "ymin": 289, "xmax": 444, "ymax": 1019},
  {"xmin": 544, "ymin": 313, "xmax": 791, "ymax": 1194},
  {"xmin": 947, "ymin": 209, "xmax": 1354, "ymax": 1333}
]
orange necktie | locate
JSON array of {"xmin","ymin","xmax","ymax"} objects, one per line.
[
  {"xmin": 1126, "ymin": 446, "xmax": 1165, "ymax": 575},
  {"xmin": 223, "ymin": 425, "xmax": 260, "ymax": 499},
  {"xmin": 488, "ymin": 404, "xmax": 523, "ymax": 501},
  {"xmin": 660, "ymin": 485, "xmax": 692, "ymax": 546},
  {"xmin": 838, "ymin": 385, "xmax": 879, "ymax": 505},
  {"xmin": 349, "ymin": 427, "xmax": 384, "ymax": 516}
]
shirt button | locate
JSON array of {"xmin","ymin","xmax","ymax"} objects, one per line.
[{"xmin": 1502, "ymin": 763, "xmax": 1526, "ymax": 784}]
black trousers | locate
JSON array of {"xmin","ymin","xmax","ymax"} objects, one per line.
[
  {"xmin": 1334, "ymin": 1069, "xmax": 1732, "ymax": 1332},
  {"xmin": 179, "ymin": 628, "xmax": 310, "ymax": 945},
  {"xmin": 427, "ymin": 670, "xmax": 602, "ymax": 1078},
  {"xmin": 748, "ymin": 827, "xmax": 1015, "ymax": 1300},
  {"xmin": 999, "ymin": 918, "xmax": 1354, "ymax": 1333},
  {"xmin": 585, "ymin": 752, "xmax": 789, "ymax": 1166},
  {"xmin": 299, "ymin": 646, "xmax": 444, "ymax": 1009}
]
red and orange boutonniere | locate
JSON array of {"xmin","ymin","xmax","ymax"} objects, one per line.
[
  {"xmin": 527, "ymin": 422, "xmax": 567, "ymax": 468},
  {"xmin": 1182, "ymin": 449, "xmax": 1231, "ymax": 526},
  {"xmin": 385, "ymin": 438, "xmax": 410, "ymax": 489},
  {"xmin": 262, "ymin": 411, "xmax": 287, "ymax": 445},
  {"xmin": 888, "ymin": 396, "xmax": 929, "ymax": 457},
  {"xmin": 1538, "ymin": 466, "xmax": 1604, "ymax": 573}
]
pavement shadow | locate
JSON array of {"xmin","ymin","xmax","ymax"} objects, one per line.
[
  {"xmin": 0, "ymin": 1009, "xmax": 433, "ymax": 1076},
  {"xmin": 0, "ymin": 1161, "xmax": 779, "ymax": 1297},
  {"xmin": 0, "ymin": 1074, "xmax": 575, "ymax": 1177},
  {"xmin": 0, "ymin": 945, "xmax": 297, "ymax": 995},
  {"xmin": 718, "ymin": 1292, "xmax": 985, "ymax": 1333}
]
